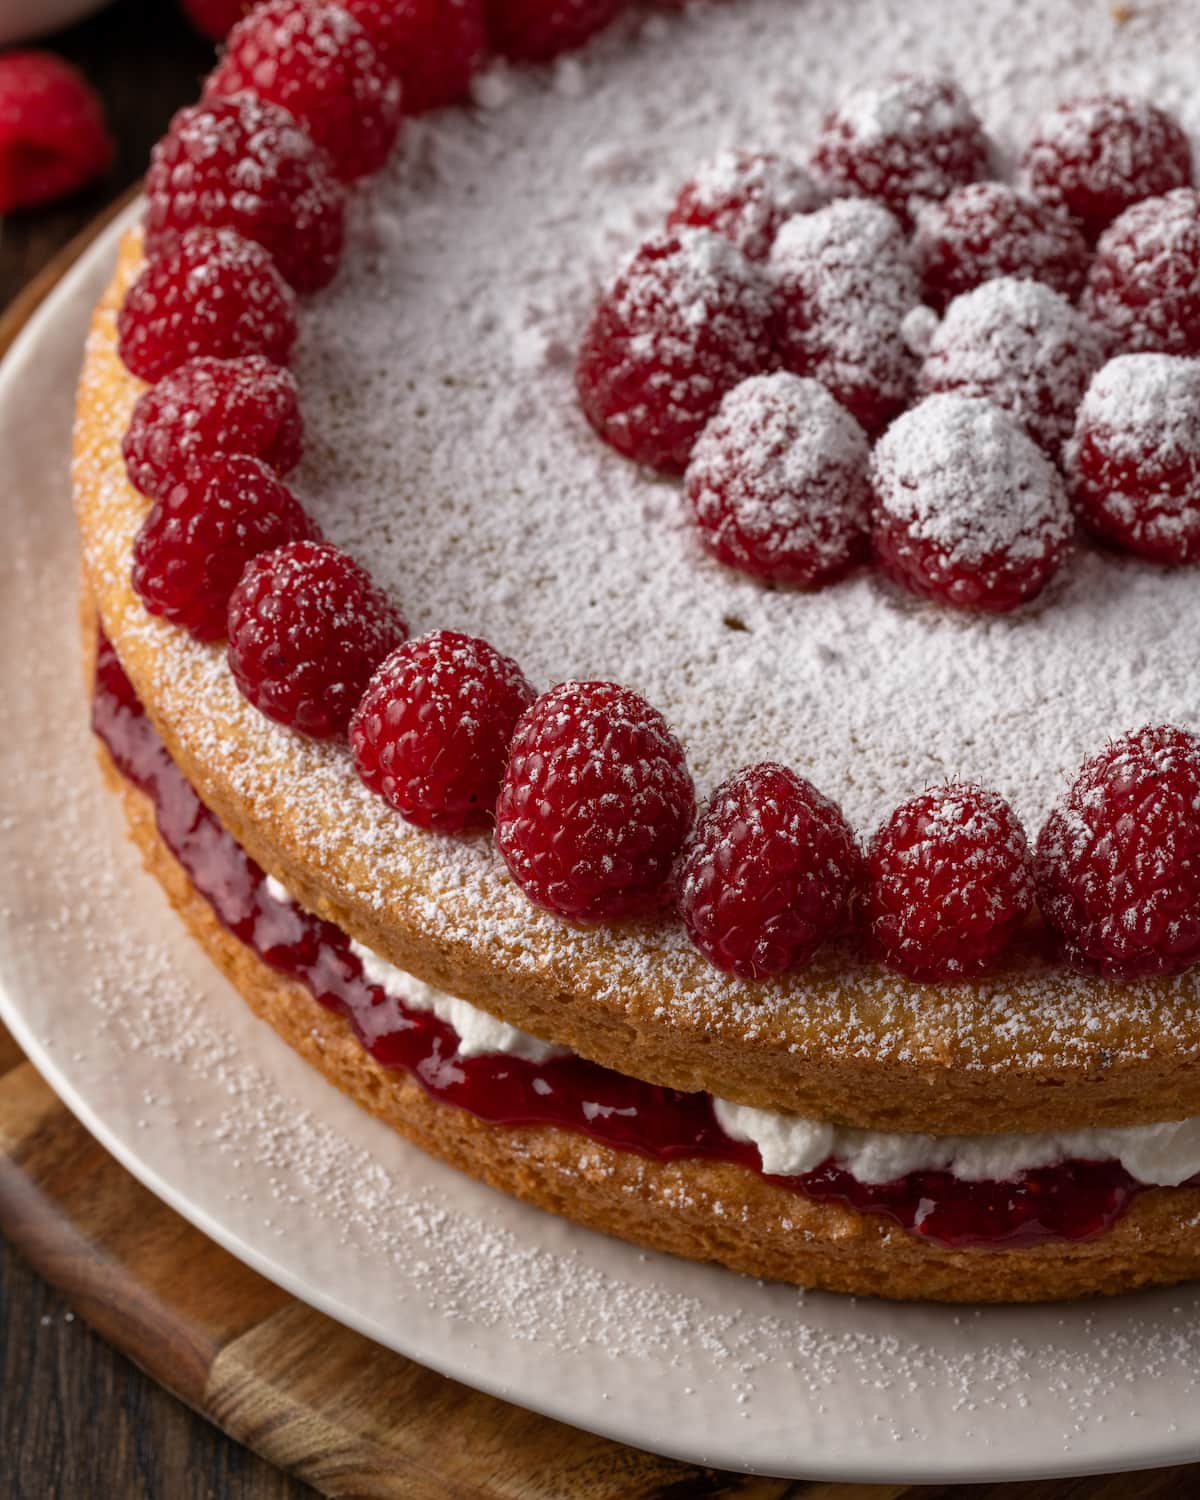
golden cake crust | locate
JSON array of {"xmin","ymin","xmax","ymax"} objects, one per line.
[
  {"xmin": 74, "ymin": 230, "xmax": 1200, "ymax": 1138},
  {"xmin": 92, "ymin": 689, "xmax": 1200, "ymax": 1304}
]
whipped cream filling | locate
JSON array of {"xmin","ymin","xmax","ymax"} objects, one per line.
[
  {"xmin": 264, "ymin": 879, "xmax": 1200, "ymax": 1189},
  {"xmin": 348, "ymin": 939, "xmax": 571, "ymax": 1064},
  {"xmin": 713, "ymin": 1100, "xmax": 1200, "ymax": 1189}
]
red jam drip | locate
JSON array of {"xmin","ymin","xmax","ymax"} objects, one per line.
[{"xmin": 93, "ymin": 631, "xmax": 1176, "ymax": 1250}]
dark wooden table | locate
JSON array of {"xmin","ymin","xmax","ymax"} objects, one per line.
[{"xmin": 0, "ymin": 5, "xmax": 309, "ymax": 1493}]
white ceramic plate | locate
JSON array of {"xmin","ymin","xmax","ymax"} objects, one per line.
[{"xmin": 4, "ymin": 209, "xmax": 1200, "ymax": 1487}]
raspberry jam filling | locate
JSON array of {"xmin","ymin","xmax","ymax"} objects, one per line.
[{"xmin": 94, "ymin": 629, "xmax": 1180, "ymax": 1251}]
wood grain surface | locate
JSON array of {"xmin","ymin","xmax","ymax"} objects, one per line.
[{"xmin": 3, "ymin": 3, "xmax": 1200, "ymax": 1496}]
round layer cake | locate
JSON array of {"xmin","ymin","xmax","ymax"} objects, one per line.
[{"xmin": 75, "ymin": 0, "xmax": 1200, "ymax": 1299}]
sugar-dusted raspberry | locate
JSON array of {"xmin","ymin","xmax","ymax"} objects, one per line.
[
  {"xmin": 0, "ymin": 51, "xmax": 113, "ymax": 213},
  {"xmin": 205, "ymin": 0, "xmax": 402, "ymax": 182},
  {"xmin": 865, "ymin": 783, "xmax": 1034, "ymax": 981},
  {"xmin": 576, "ymin": 228, "xmax": 775, "ymax": 473},
  {"xmin": 117, "ymin": 228, "xmax": 298, "ymax": 384},
  {"xmin": 678, "ymin": 762, "xmax": 859, "ymax": 979},
  {"xmin": 180, "ymin": 0, "xmax": 251, "ymax": 40},
  {"xmin": 914, "ymin": 182, "xmax": 1090, "ymax": 311},
  {"xmin": 350, "ymin": 630, "xmax": 535, "ymax": 831},
  {"xmin": 132, "ymin": 455, "xmax": 316, "ymax": 642},
  {"xmin": 809, "ymin": 74, "xmax": 990, "ymax": 227},
  {"xmin": 144, "ymin": 95, "xmax": 344, "ymax": 295},
  {"xmin": 870, "ymin": 394, "xmax": 1073, "ymax": 613},
  {"xmin": 1020, "ymin": 95, "xmax": 1194, "ymax": 243},
  {"xmin": 1035, "ymin": 725, "xmax": 1200, "ymax": 978},
  {"xmin": 483, "ymin": 0, "xmax": 623, "ymax": 62},
  {"xmin": 684, "ymin": 372, "xmax": 870, "ymax": 588},
  {"xmin": 494, "ymin": 681, "xmax": 694, "ymax": 922},
  {"xmin": 344, "ymin": 0, "xmax": 487, "ymax": 113},
  {"xmin": 667, "ymin": 149, "xmax": 825, "ymax": 262},
  {"xmin": 122, "ymin": 355, "xmax": 302, "ymax": 500},
  {"xmin": 1065, "ymin": 354, "xmax": 1200, "ymax": 565},
  {"xmin": 918, "ymin": 277, "xmax": 1107, "ymax": 458},
  {"xmin": 770, "ymin": 198, "xmax": 920, "ymax": 432},
  {"xmin": 1083, "ymin": 189, "xmax": 1200, "ymax": 356},
  {"xmin": 227, "ymin": 540, "xmax": 407, "ymax": 738}
]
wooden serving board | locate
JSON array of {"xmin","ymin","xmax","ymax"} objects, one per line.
[
  {"xmin": 3, "ymin": 1013, "xmax": 1200, "ymax": 1500},
  {"xmin": 5, "ymin": 201, "xmax": 1200, "ymax": 1500}
]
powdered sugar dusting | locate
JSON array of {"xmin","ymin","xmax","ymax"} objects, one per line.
[
  {"xmin": 919, "ymin": 276, "xmax": 1107, "ymax": 454},
  {"xmin": 871, "ymin": 394, "xmax": 1070, "ymax": 562}
]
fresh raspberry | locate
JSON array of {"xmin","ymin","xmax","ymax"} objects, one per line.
[
  {"xmin": 205, "ymin": 0, "xmax": 402, "ymax": 182},
  {"xmin": 117, "ymin": 229, "xmax": 297, "ymax": 385},
  {"xmin": 350, "ymin": 630, "xmax": 535, "ymax": 831},
  {"xmin": 809, "ymin": 75, "xmax": 990, "ymax": 227},
  {"xmin": 1035, "ymin": 725, "xmax": 1200, "ymax": 979},
  {"xmin": 1082, "ymin": 189, "xmax": 1200, "ymax": 356},
  {"xmin": 144, "ymin": 95, "xmax": 345, "ymax": 295},
  {"xmin": 913, "ymin": 182, "xmax": 1090, "ymax": 312},
  {"xmin": 678, "ymin": 762, "xmax": 859, "ymax": 979},
  {"xmin": 870, "ymin": 394, "xmax": 1073, "ymax": 613},
  {"xmin": 864, "ymin": 784, "xmax": 1034, "ymax": 981},
  {"xmin": 227, "ymin": 540, "xmax": 407, "ymax": 738},
  {"xmin": 344, "ymin": 0, "xmax": 487, "ymax": 113},
  {"xmin": 918, "ymin": 278, "xmax": 1107, "ymax": 458},
  {"xmin": 132, "ymin": 455, "xmax": 316, "ymax": 642},
  {"xmin": 1020, "ymin": 95, "xmax": 1193, "ymax": 243},
  {"xmin": 494, "ymin": 681, "xmax": 695, "ymax": 922},
  {"xmin": 667, "ymin": 149, "xmax": 825, "ymax": 262},
  {"xmin": 1065, "ymin": 354, "xmax": 1200, "ymax": 565},
  {"xmin": 0, "ymin": 51, "xmax": 113, "ymax": 213},
  {"xmin": 179, "ymin": 0, "xmax": 252, "ymax": 40},
  {"xmin": 483, "ymin": 0, "xmax": 623, "ymax": 63},
  {"xmin": 576, "ymin": 228, "xmax": 775, "ymax": 473},
  {"xmin": 770, "ymin": 198, "xmax": 920, "ymax": 433},
  {"xmin": 684, "ymin": 372, "xmax": 870, "ymax": 588},
  {"xmin": 122, "ymin": 355, "xmax": 303, "ymax": 501}
]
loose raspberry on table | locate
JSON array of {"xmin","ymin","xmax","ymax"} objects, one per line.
[
  {"xmin": 870, "ymin": 393, "xmax": 1073, "ymax": 613},
  {"xmin": 226, "ymin": 539, "xmax": 408, "ymax": 739},
  {"xmin": 918, "ymin": 277, "xmax": 1107, "ymax": 458},
  {"xmin": 576, "ymin": 228, "xmax": 776, "ymax": 473},
  {"xmin": 1082, "ymin": 189, "xmax": 1200, "ymax": 356},
  {"xmin": 1035, "ymin": 725, "xmax": 1200, "ymax": 979},
  {"xmin": 684, "ymin": 372, "xmax": 871, "ymax": 588},
  {"xmin": 0, "ymin": 51, "xmax": 113, "ymax": 213},
  {"xmin": 483, "ymin": 0, "xmax": 624, "ymax": 63},
  {"xmin": 1020, "ymin": 95, "xmax": 1194, "ymax": 243},
  {"xmin": 864, "ymin": 784, "xmax": 1034, "ymax": 982},
  {"xmin": 809, "ymin": 74, "xmax": 990, "ymax": 227},
  {"xmin": 179, "ymin": 0, "xmax": 252, "ymax": 40},
  {"xmin": 350, "ymin": 629, "xmax": 535, "ymax": 832},
  {"xmin": 913, "ymin": 182, "xmax": 1090, "ymax": 311},
  {"xmin": 494, "ymin": 681, "xmax": 695, "ymax": 922},
  {"xmin": 132, "ymin": 455, "xmax": 316, "ymax": 642},
  {"xmin": 678, "ymin": 762, "xmax": 860, "ymax": 979},
  {"xmin": 1065, "ymin": 354, "xmax": 1200, "ymax": 566},
  {"xmin": 205, "ymin": 0, "xmax": 402, "ymax": 182},
  {"xmin": 117, "ymin": 228, "xmax": 298, "ymax": 384},
  {"xmin": 667, "ymin": 149, "xmax": 826, "ymax": 262},
  {"xmin": 144, "ymin": 95, "xmax": 345, "ymax": 295},
  {"xmin": 344, "ymin": 0, "xmax": 487, "ymax": 113},
  {"xmin": 770, "ymin": 198, "xmax": 920, "ymax": 433},
  {"xmin": 122, "ymin": 355, "xmax": 303, "ymax": 500}
]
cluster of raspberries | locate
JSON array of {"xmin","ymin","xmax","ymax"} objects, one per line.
[
  {"xmin": 579, "ymin": 80, "xmax": 1200, "ymax": 609},
  {"xmin": 113, "ymin": 14, "xmax": 1200, "ymax": 990}
]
